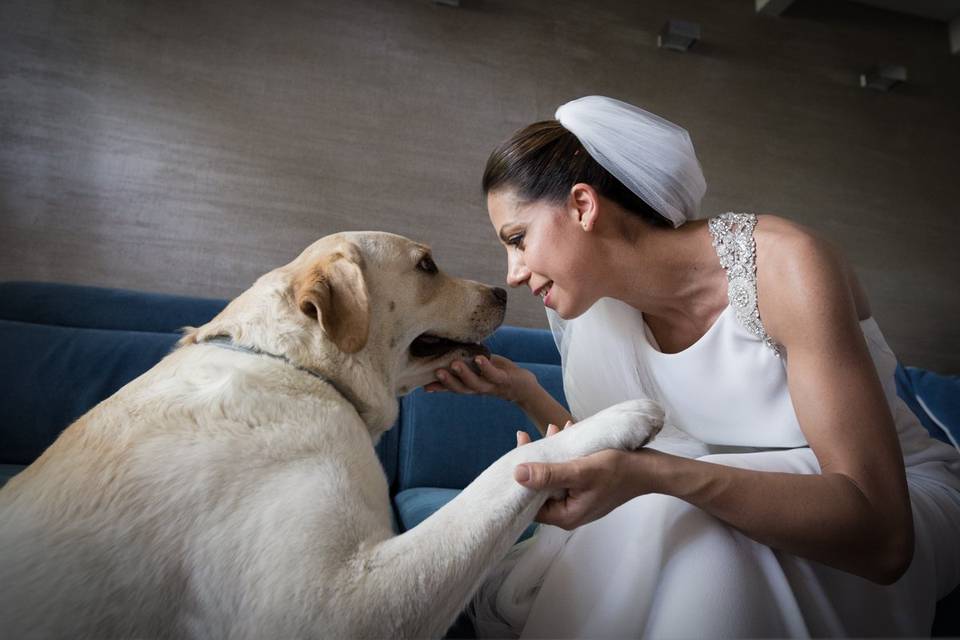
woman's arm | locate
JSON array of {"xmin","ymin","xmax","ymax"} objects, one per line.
[
  {"xmin": 517, "ymin": 219, "xmax": 914, "ymax": 585},
  {"xmin": 426, "ymin": 355, "xmax": 573, "ymax": 436},
  {"xmin": 747, "ymin": 219, "xmax": 913, "ymax": 583},
  {"xmin": 515, "ymin": 379, "xmax": 574, "ymax": 436},
  {"xmin": 625, "ymin": 447, "xmax": 912, "ymax": 585}
]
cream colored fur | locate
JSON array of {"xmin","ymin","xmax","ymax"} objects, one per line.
[{"xmin": 0, "ymin": 231, "xmax": 662, "ymax": 639}]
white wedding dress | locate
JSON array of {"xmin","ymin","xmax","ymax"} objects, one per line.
[{"xmin": 471, "ymin": 213, "xmax": 960, "ymax": 638}]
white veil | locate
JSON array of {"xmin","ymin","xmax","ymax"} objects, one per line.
[{"xmin": 555, "ymin": 96, "xmax": 706, "ymax": 227}]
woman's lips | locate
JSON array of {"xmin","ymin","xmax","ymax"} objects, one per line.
[{"xmin": 538, "ymin": 282, "xmax": 554, "ymax": 307}]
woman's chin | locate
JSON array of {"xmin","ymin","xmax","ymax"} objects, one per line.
[{"xmin": 552, "ymin": 299, "xmax": 591, "ymax": 320}]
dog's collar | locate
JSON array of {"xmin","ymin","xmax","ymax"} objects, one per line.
[{"xmin": 200, "ymin": 335, "xmax": 360, "ymax": 411}]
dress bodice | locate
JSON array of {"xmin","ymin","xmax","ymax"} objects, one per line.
[
  {"xmin": 548, "ymin": 214, "xmax": 956, "ymax": 463},
  {"xmin": 550, "ymin": 293, "xmax": 806, "ymax": 447},
  {"xmin": 629, "ymin": 212, "xmax": 799, "ymax": 445}
]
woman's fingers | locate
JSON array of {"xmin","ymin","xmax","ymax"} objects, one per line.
[
  {"xmin": 474, "ymin": 355, "xmax": 509, "ymax": 384},
  {"xmin": 434, "ymin": 369, "xmax": 474, "ymax": 394},
  {"xmin": 518, "ymin": 423, "xmax": 562, "ymax": 447},
  {"xmin": 514, "ymin": 460, "xmax": 582, "ymax": 490},
  {"xmin": 535, "ymin": 496, "xmax": 578, "ymax": 529},
  {"xmin": 449, "ymin": 360, "xmax": 495, "ymax": 394},
  {"xmin": 428, "ymin": 354, "xmax": 525, "ymax": 397}
]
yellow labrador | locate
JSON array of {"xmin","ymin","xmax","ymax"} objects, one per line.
[{"xmin": 0, "ymin": 232, "xmax": 662, "ymax": 639}]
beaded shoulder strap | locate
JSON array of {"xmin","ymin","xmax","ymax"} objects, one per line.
[{"xmin": 708, "ymin": 212, "xmax": 783, "ymax": 357}]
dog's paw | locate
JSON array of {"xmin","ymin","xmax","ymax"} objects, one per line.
[{"xmin": 570, "ymin": 399, "xmax": 664, "ymax": 454}]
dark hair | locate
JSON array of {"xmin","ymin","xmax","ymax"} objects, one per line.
[{"xmin": 482, "ymin": 120, "xmax": 671, "ymax": 228}]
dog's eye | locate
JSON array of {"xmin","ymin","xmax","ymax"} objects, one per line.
[{"xmin": 417, "ymin": 255, "xmax": 438, "ymax": 274}]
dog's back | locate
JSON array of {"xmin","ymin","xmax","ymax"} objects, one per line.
[
  {"xmin": 0, "ymin": 345, "xmax": 381, "ymax": 639},
  {"xmin": 1, "ymin": 373, "xmax": 188, "ymax": 638}
]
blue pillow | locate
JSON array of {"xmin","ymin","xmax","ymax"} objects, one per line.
[
  {"xmin": 397, "ymin": 362, "xmax": 566, "ymax": 492},
  {"xmin": 0, "ymin": 281, "xmax": 227, "ymax": 333},
  {"xmin": 393, "ymin": 486, "xmax": 537, "ymax": 541},
  {"xmin": 895, "ymin": 365, "xmax": 960, "ymax": 449},
  {"xmin": 0, "ymin": 319, "xmax": 180, "ymax": 465},
  {"xmin": 484, "ymin": 326, "xmax": 561, "ymax": 366}
]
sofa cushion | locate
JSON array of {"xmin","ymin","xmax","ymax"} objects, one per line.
[
  {"xmin": 896, "ymin": 365, "xmax": 960, "ymax": 449},
  {"xmin": 0, "ymin": 319, "xmax": 180, "ymax": 465},
  {"xmin": 0, "ymin": 281, "xmax": 228, "ymax": 333},
  {"xmin": 0, "ymin": 463, "xmax": 25, "ymax": 488},
  {"xmin": 394, "ymin": 487, "xmax": 462, "ymax": 530},
  {"xmin": 397, "ymin": 362, "xmax": 565, "ymax": 492},
  {"xmin": 484, "ymin": 326, "xmax": 561, "ymax": 366},
  {"xmin": 394, "ymin": 486, "xmax": 537, "ymax": 542}
]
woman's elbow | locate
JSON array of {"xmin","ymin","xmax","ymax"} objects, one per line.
[
  {"xmin": 866, "ymin": 519, "xmax": 915, "ymax": 585},
  {"xmin": 869, "ymin": 546, "xmax": 913, "ymax": 585}
]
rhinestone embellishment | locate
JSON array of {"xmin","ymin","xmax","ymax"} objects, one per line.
[{"xmin": 709, "ymin": 212, "xmax": 783, "ymax": 357}]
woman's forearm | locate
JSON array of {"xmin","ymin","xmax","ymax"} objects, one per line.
[
  {"xmin": 636, "ymin": 452, "xmax": 914, "ymax": 584},
  {"xmin": 514, "ymin": 376, "xmax": 573, "ymax": 436}
]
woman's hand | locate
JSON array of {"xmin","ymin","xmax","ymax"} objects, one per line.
[
  {"xmin": 424, "ymin": 354, "xmax": 535, "ymax": 404},
  {"xmin": 515, "ymin": 423, "xmax": 660, "ymax": 529},
  {"xmin": 515, "ymin": 421, "xmax": 567, "ymax": 446}
]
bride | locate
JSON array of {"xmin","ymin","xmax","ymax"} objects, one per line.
[{"xmin": 427, "ymin": 96, "xmax": 960, "ymax": 637}]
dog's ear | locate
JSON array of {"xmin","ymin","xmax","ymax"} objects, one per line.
[{"xmin": 294, "ymin": 243, "xmax": 370, "ymax": 354}]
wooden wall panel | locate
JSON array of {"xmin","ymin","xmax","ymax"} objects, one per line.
[{"xmin": 1, "ymin": 0, "xmax": 958, "ymax": 370}]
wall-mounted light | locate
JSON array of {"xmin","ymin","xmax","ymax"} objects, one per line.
[
  {"xmin": 859, "ymin": 65, "xmax": 907, "ymax": 91},
  {"xmin": 657, "ymin": 20, "xmax": 701, "ymax": 52}
]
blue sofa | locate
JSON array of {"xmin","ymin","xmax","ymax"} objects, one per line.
[{"xmin": 1, "ymin": 281, "xmax": 957, "ymax": 636}]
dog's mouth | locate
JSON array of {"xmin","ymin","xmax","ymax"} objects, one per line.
[{"xmin": 409, "ymin": 333, "xmax": 491, "ymax": 361}]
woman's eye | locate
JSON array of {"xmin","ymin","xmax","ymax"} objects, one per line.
[
  {"xmin": 417, "ymin": 256, "xmax": 438, "ymax": 274},
  {"xmin": 507, "ymin": 234, "xmax": 525, "ymax": 249}
]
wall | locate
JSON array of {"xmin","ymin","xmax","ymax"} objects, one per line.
[{"xmin": 1, "ymin": 0, "xmax": 958, "ymax": 371}]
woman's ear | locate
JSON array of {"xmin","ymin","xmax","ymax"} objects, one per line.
[{"xmin": 570, "ymin": 183, "xmax": 600, "ymax": 232}]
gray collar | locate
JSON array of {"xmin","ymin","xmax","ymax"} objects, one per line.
[{"xmin": 201, "ymin": 336, "xmax": 360, "ymax": 411}]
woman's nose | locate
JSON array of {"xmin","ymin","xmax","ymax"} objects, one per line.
[{"xmin": 506, "ymin": 256, "xmax": 530, "ymax": 288}]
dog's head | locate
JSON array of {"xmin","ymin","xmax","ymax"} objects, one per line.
[{"xmin": 182, "ymin": 231, "xmax": 506, "ymax": 433}]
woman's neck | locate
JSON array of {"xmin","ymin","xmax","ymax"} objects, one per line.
[{"xmin": 600, "ymin": 218, "xmax": 726, "ymax": 328}]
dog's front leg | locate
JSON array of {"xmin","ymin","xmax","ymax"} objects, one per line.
[{"xmin": 343, "ymin": 398, "xmax": 662, "ymax": 639}]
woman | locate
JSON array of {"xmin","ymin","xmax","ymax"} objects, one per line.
[{"xmin": 427, "ymin": 96, "xmax": 960, "ymax": 637}]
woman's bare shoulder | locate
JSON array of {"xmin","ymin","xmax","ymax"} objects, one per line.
[
  {"xmin": 753, "ymin": 214, "xmax": 871, "ymax": 323},
  {"xmin": 754, "ymin": 213, "xmax": 817, "ymax": 245}
]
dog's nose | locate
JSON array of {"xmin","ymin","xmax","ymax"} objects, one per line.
[{"xmin": 492, "ymin": 287, "xmax": 508, "ymax": 306}]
